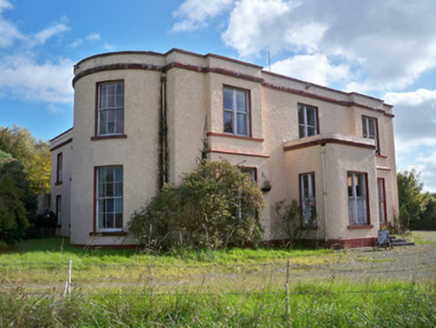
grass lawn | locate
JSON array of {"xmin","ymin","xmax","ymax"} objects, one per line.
[{"xmin": 1, "ymin": 237, "xmax": 435, "ymax": 327}]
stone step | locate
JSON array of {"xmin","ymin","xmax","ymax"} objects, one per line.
[{"xmin": 391, "ymin": 241, "xmax": 415, "ymax": 247}]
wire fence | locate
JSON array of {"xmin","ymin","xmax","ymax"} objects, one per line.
[{"xmin": 1, "ymin": 258, "xmax": 435, "ymax": 299}]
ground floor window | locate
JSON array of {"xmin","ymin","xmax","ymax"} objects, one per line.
[
  {"xmin": 56, "ymin": 195, "xmax": 62, "ymax": 226},
  {"xmin": 377, "ymin": 178, "xmax": 387, "ymax": 225},
  {"xmin": 238, "ymin": 167, "xmax": 257, "ymax": 221},
  {"xmin": 96, "ymin": 166, "xmax": 123, "ymax": 231},
  {"xmin": 300, "ymin": 173, "xmax": 316, "ymax": 227},
  {"xmin": 348, "ymin": 172, "xmax": 369, "ymax": 225}
]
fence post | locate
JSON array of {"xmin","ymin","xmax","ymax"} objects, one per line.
[
  {"xmin": 64, "ymin": 258, "xmax": 72, "ymax": 297},
  {"xmin": 68, "ymin": 258, "xmax": 72, "ymax": 295},
  {"xmin": 285, "ymin": 260, "xmax": 290, "ymax": 316}
]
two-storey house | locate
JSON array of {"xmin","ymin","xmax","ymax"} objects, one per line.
[{"xmin": 50, "ymin": 49, "xmax": 399, "ymax": 248}]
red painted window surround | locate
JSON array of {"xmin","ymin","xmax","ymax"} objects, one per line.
[
  {"xmin": 347, "ymin": 225, "xmax": 374, "ymax": 230},
  {"xmin": 206, "ymin": 132, "xmax": 264, "ymax": 142}
]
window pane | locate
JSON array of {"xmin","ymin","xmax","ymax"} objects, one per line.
[
  {"xmin": 307, "ymin": 126, "xmax": 316, "ymax": 136},
  {"xmin": 224, "ymin": 111, "xmax": 234, "ymax": 133},
  {"xmin": 236, "ymin": 113, "xmax": 248, "ymax": 136},
  {"xmin": 368, "ymin": 119, "xmax": 376, "ymax": 138},
  {"xmin": 106, "ymin": 199, "xmax": 114, "ymax": 212},
  {"xmin": 115, "ymin": 198, "xmax": 123, "ymax": 213},
  {"xmin": 347, "ymin": 175, "xmax": 353, "ymax": 197},
  {"xmin": 116, "ymin": 109, "xmax": 123, "ymax": 134},
  {"xmin": 298, "ymin": 105, "xmax": 304, "ymax": 122},
  {"xmin": 223, "ymin": 88, "xmax": 233, "ymax": 110},
  {"xmin": 115, "ymin": 214, "xmax": 122, "ymax": 228},
  {"xmin": 106, "ymin": 214, "xmax": 114, "ymax": 229},
  {"xmin": 114, "ymin": 182, "xmax": 122, "ymax": 196},
  {"xmin": 115, "ymin": 167, "xmax": 122, "ymax": 181},
  {"xmin": 99, "ymin": 110, "xmax": 108, "ymax": 135},
  {"xmin": 302, "ymin": 175, "xmax": 309, "ymax": 198},
  {"xmin": 306, "ymin": 107, "xmax": 316, "ymax": 126},
  {"xmin": 236, "ymin": 90, "xmax": 247, "ymax": 113},
  {"xmin": 362, "ymin": 118, "xmax": 368, "ymax": 138},
  {"xmin": 356, "ymin": 175, "xmax": 363, "ymax": 197},
  {"xmin": 299, "ymin": 125, "xmax": 305, "ymax": 138},
  {"xmin": 98, "ymin": 213, "xmax": 105, "ymax": 229}
]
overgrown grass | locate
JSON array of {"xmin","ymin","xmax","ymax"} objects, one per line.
[
  {"xmin": 1, "ymin": 238, "xmax": 435, "ymax": 326},
  {"xmin": 1, "ymin": 281, "xmax": 434, "ymax": 327}
]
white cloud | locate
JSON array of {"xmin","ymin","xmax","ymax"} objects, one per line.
[
  {"xmin": 0, "ymin": 0, "xmax": 12, "ymax": 12},
  {"xmin": 0, "ymin": 54, "xmax": 74, "ymax": 104},
  {"xmin": 270, "ymin": 54, "xmax": 350, "ymax": 86},
  {"xmin": 70, "ymin": 39, "xmax": 83, "ymax": 48},
  {"xmin": 384, "ymin": 89, "xmax": 436, "ymax": 153},
  {"xmin": 172, "ymin": 0, "xmax": 233, "ymax": 32},
  {"xmin": 0, "ymin": 0, "xmax": 24, "ymax": 48},
  {"xmin": 418, "ymin": 152, "xmax": 436, "ymax": 193},
  {"xmin": 222, "ymin": 0, "xmax": 327, "ymax": 57},
  {"xmin": 70, "ymin": 33, "xmax": 100, "ymax": 48},
  {"xmin": 104, "ymin": 44, "xmax": 118, "ymax": 51},
  {"xmin": 86, "ymin": 33, "xmax": 100, "ymax": 41},
  {"xmin": 32, "ymin": 23, "xmax": 69, "ymax": 45},
  {"xmin": 218, "ymin": 0, "xmax": 436, "ymax": 92}
]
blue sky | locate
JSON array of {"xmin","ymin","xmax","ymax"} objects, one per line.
[{"xmin": 0, "ymin": 0, "xmax": 436, "ymax": 192}]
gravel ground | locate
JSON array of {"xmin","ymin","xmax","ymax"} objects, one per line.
[{"xmin": 315, "ymin": 231, "xmax": 436, "ymax": 282}]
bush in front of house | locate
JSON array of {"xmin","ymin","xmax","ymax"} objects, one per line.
[{"xmin": 129, "ymin": 160, "xmax": 265, "ymax": 250}]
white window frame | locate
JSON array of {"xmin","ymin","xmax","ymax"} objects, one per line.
[
  {"xmin": 96, "ymin": 166, "xmax": 123, "ymax": 232},
  {"xmin": 377, "ymin": 178, "xmax": 387, "ymax": 225},
  {"xmin": 300, "ymin": 173, "xmax": 317, "ymax": 228},
  {"xmin": 97, "ymin": 81, "xmax": 124, "ymax": 136},
  {"xmin": 298, "ymin": 104, "xmax": 318, "ymax": 138},
  {"xmin": 362, "ymin": 116, "xmax": 379, "ymax": 152},
  {"xmin": 223, "ymin": 86, "xmax": 250, "ymax": 137},
  {"xmin": 348, "ymin": 172, "xmax": 369, "ymax": 225}
]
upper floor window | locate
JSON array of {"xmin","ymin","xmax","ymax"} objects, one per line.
[
  {"xmin": 97, "ymin": 81, "xmax": 124, "ymax": 136},
  {"xmin": 298, "ymin": 104, "xmax": 318, "ymax": 138},
  {"xmin": 223, "ymin": 86, "xmax": 250, "ymax": 137},
  {"xmin": 348, "ymin": 172, "xmax": 369, "ymax": 226},
  {"xmin": 56, "ymin": 152, "xmax": 63, "ymax": 184},
  {"xmin": 362, "ymin": 116, "xmax": 380, "ymax": 152},
  {"xmin": 96, "ymin": 166, "xmax": 123, "ymax": 232}
]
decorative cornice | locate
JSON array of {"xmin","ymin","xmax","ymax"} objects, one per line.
[
  {"xmin": 262, "ymin": 82, "xmax": 394, "ymax": 118},
  {"xmin": 206, "ymin": 147, "xmax": 269, "ymax": 158},
  {"xmin": 284, "ymin": 138, "xmax": 376, "ymax": 152},
  {"xmin": 73, "ymin": 63, "xmax": 162, "ymax": 86},
  {"xmin": 72, "ymin": 54, "xmax": 394, "ymax": 117},
  {"xmin": 206, "ymin": 132, "xmax": 264, "ymax": 142},
  {"xmin": 50, "ymin": 138, "xmax": 73, "ymax": 152}
]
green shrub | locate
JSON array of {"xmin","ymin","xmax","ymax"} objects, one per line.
[{"xmin": 129, "ymin": 160, "xmax": 265, "ymax": 250}]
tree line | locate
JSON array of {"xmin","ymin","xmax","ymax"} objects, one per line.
[{"xmin": 0, "ymin": 125, "xmax": 50, "ymax": 245}]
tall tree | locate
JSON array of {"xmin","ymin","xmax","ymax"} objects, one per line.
[
  {"xmin": 0, "ymin": 125, "xmax": 50, "ymax": 194},
  {"xmin": 397, "ymin": 169, "xmax": 431, "ymax": 227},
  {"xmin": 0, "ymin": 157, "xmax": 34, "ymax": 245}
]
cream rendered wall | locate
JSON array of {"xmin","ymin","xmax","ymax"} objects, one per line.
[
  {"xmin": 261, "ymin": 87, "xmax": 299, "ymax": 240},
  {"xmin": 71, "ymin": 69, "xmax": 161, "ymax": 245},
  {"xmin": 283, "ymin": 145, "xmax": 325, "ymax": 240},
  {"xmin": 166, "ymin": 67, "xmax": 208, "ymax": 184},
  {"xmin": 50, "ymin": 130, "xmax": 72, "ymax": 237},
  {"xmin": 324, "ymin": 142, "xmax": 378, "ymax": 240}
]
